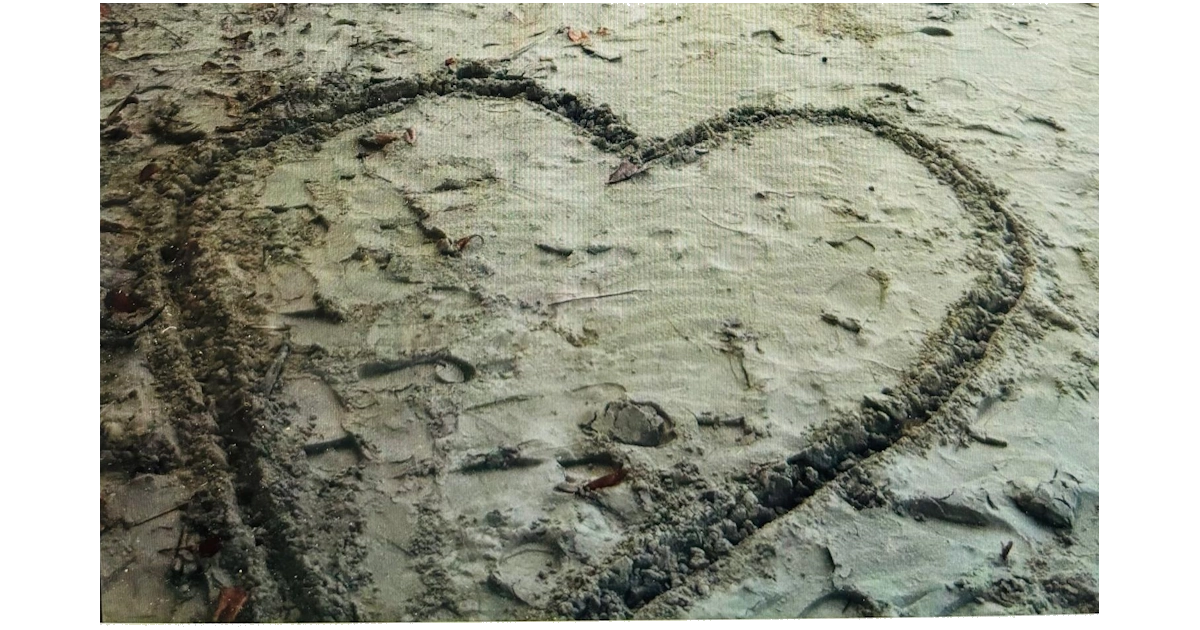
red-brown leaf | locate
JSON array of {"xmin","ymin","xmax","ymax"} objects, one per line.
[
  {"xmin": 213, "ymin": 587, "xmax": 248, "ymax": 623},
  {"xmin": 583, "ymin": 466, "xmax": 628, "ymax": 491}
]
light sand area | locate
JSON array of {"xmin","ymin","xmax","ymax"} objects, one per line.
[{"xmin": 100, "ymin": 3, "xmax": 1097, "ymax": 621}]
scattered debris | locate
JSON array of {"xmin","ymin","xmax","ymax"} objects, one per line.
[
  {"xmin": 436, "ymin": 234, "xmax": 484, "ymax": 257},
  {"xmin": 460, "ymin": 446, "xmax": 547, "ymax": 473},
  {"xmin": 694, "ymin": 412, "xmax": 746, "ymax": 428},
  {"xmin": 148, "ymin": 99, "xmax": 207, "ymax": 144},
  {"xmin": 101, "ymin": 305, "xmax": 166, "ymax": 348},
  {"xmin": 223, "ymin": 30, "xmax": 253, "ymax": 50},
  {"xmin": 1000, "ymin": 540, "xmax": 1014, "ymax": 563},
  {"xmin": 718, "ymin": 319, "xmax": 760, "ymax": 389},
  {"xmin": 259, "ymin": 341, "xmax": 290, "ymax": 395}
]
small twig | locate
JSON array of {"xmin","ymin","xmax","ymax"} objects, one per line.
[
  {"xmin": 548, "ymin": 289, "xmax": 649, "ymax": 307},
  {"xmin": 966, "ymin": 428, "xmax": 1008, "ymax": 448},
  {"xmin": 497, "ymin": 28, "xmax": 552, "ymax": 62},
  {"xmin": 168, "ymin": 524, "xmax": 189, "ymax": 573},
  {"xmin": 698, "ymin": 211, "xmax": 756, "ymax": 236},
  {"xmin": 987, "ymin": 24, "xmax": 1029, "ymax": 49},
  {"xmin": 104, "ymin": 86, "xmax": 140, "ymax": 126},
  {"xmin": 153, "ymin": 21, "xmax": 185, "ymax": 47},
  {"xmin": 246, "ymin": 92, "xmax": 284, "ymax": 114},
  {"xmin": 863, "ymin": 357, "xmax": 903, "ymax": 373},
  {"xmin": 127, "ymin": 499, "xmax": 189, "ymax": 529},
  {"xmin": 97, "ymin": 306, "xmax": 166, "ymax": 336},
  {"xmin": 464, "ymin": 394, "xmax": 534, "ymax": 412}
]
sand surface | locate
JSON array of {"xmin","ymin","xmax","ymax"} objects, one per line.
[{"xmin": 99, "ymin": 3, "xmax": 1098, "ymax": 621}]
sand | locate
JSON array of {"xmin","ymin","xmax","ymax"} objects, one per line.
[{"xmin": 99, "ymin": 3, "xmax": 1098, "ymax": 622}]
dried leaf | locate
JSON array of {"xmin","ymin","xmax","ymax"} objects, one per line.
[
  {"xmin": 566, "ymin": 27, "xmax": 590, "ymax": 44},
  {"xmin": 454, "ymin": 234, "xmax": 483, "ymax": 252},
  {"xmin": 403, "ymin": 127, "xmax": 416, "ymax": 145},
  {"xmin": 213, "ymin": 586, "xmax": 248, "ymax": 623},
  {"xmin": 196, "ymin": 535, "xmax": 224, "ymax": 558},
  {"xmin": 100, "ymin": 75, "xmax": 118, "ymax": 90},
  {"xmin": 100, "ymin": 4, "xmax": 111, "ymax": 19},
  {"xmin": 358, "ymin": 133, "xmax": 399, "ymax": 151},
  {"xmin": 138, "ymin": 163, "xmax": 161, "ymax": 183},
  {"xmin": 595, "ymin": 26, "xmax": 611, "ymax": 36},
  {"xmin": 606, "ymin": 159, "xmax": 646, "ymax": 185},
  {"xmin": 104, "ymin": 289, "xmax": 139, "ymax": 313},
  {"xmin": 224, "ymin": 30, "xmax": 253, "ymax": 50},
  {"xmin": 104, "ymin": 40, "xmax": 120, "ymax": 52}
]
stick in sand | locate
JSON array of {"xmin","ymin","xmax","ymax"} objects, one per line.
[{"xmin": 549, "ymin": 289, "xmax": 649, "ymax": 307}]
